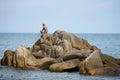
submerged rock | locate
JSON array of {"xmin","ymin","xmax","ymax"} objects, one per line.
[{"xmin": 1, "ymin": 27, "xmax": 120, "ymax": 76}]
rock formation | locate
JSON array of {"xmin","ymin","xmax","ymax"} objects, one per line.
[{"xmin": 1, "ymin": 27, "xmax": 120, "ymax": 76}]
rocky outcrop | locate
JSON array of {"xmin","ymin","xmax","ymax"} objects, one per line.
[{"xmin": 1, "ymin": 29, "xmax": 120, "ymax": 76}]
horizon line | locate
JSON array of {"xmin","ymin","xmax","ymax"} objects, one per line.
[{"xmin": 0, "ymin": 32, "xmax": 120, "ymax": 34}]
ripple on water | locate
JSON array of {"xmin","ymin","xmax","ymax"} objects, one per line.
[{"xmin": 0, "ymin": 65, "xmax": 120, "ymax": 80}]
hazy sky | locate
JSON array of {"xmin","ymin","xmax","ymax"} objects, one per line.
[{"xmin": 0, "ymin": 0, "xmax": 120, "ymax": 33}]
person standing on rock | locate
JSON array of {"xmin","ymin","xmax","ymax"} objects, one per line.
[
  {"xmin": 40, "ymin": 23, "xmax": 51, "ymax": 57},
  {"xmin": 40, "ymin": 23, "xmax": 48, "ymax": 34},
  {"xmin": 40, "ymin": 23, "xmax": 48, "ymax": 40}
]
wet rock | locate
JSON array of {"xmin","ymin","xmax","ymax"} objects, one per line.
[
  {"xmin": 49, "ymin": 59, "xmax": 80, "ymax": 72},
  {"xmin": 70, "ymin": 34, "xmax": 91, "ymax": 50}
]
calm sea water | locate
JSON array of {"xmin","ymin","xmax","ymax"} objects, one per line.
[{"xmin": 0, "ymin": 33, "xmax": 120, "ymax": 80}]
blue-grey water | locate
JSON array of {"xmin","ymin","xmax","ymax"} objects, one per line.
[{"xmin": 0, "ymin": 33, "xmax": 120, "ymax": 80}]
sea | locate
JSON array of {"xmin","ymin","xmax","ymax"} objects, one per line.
[{"xmin": 0, "ymin": 33, "xmax": 120, "ymax": 80}]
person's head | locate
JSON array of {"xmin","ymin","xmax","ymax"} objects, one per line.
[{"xmin": 42, "ymin": 23, "xmax": 45, "ymax": 26}]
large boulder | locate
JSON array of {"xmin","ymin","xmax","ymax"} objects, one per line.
[
  {"xmin": 79, "ymin": 50, "xmax": 103, "ymax": 75},
  {"xmin": 101, "ymin": 54, "xmax": 120, "ymax": 68},
  {"xmin": 62, "ymin": 50, "xmax": 92, "ymax": 61},
  {"xmin": 33, "ymin": 57, "xmax": 57, "ymax": 69},
  {"xmin": 70, "ymin": 34, "xmax": 91, "ymax": 50},
  {"xmin": 49, "ymin": 59, "xmax": 80, "ymax": 72},
  {"xmin": 1, "ymin": 50, "xmax": 15, "ymax": 66},
  {"xmin": 15, "ymin": 46, "xmax": 36, "ymax": 68}
]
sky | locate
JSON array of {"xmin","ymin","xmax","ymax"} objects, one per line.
[{"xmin": 0, "ymin": 0, "xmax": 120, "ymax": 33}]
